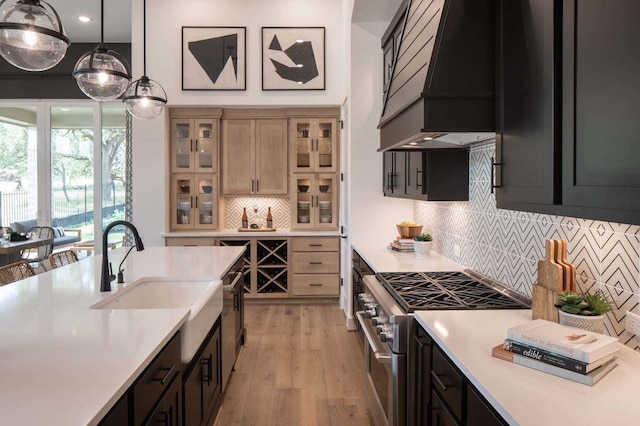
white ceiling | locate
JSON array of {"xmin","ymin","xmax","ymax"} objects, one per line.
[
  {"xmin": 352, "ymin": 0, "xmax": 402, "ymax": 23},
  {"xmin": 49, "ymin": 0, "xmax": 132, "ymax": 43}
]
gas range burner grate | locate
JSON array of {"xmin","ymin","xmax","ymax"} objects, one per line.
[{"xmin": 376, "ymin": 271, "xmax": 530, "ymax": 313}]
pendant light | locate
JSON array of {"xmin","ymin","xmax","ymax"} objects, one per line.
[
  {"xmin": 72, "ymin": 0, "xmax": 131, "ymax": 101},
  {"xmin": 0, "ymin": 0, "xmax": 70, "ymax": 71},
  {"xmin": 122, "ymin": 0, "xmax": 167, "ymax": 120}
]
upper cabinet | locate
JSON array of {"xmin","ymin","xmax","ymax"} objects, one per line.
[
  {"xmin": 496, "ymin": 0, "xmax": 640, "ymax": 225},
  {"xmin": 169, "ymin": 108, "xmax": 221, "ymax": 231},
  {"xmin": 383, "ymin": 150, "xmax": 469, "ymax": 201},
  {"xmin": 290, "ymin": 118, "xmax": 338, "ymax": 173},
  {"xmin": 171, "ymin": 118, "xmax": 218, "ymax": 174},
  {"xmin": 222, "ymin": 119, "xmax": 288, "ymax": 196}
]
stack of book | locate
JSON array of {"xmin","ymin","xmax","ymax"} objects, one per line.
[
  {"xmin": 388, "ymin": 237, "xmax": 415, "ymax": 252},
  {"xmin": 492, "ymin": 319, "xmax": 619, "ymax": 386}
]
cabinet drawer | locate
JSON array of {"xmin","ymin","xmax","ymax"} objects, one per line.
[
  {"xmin": 291, "ymin": 274, "xmax": 339, "ymax": 296},
  {"xmin": 291, "ymin": 252, "xmax": 339, "ymax": 274},
  {"xmin": 291, "ymin": 237, "xmax": 339, "ymax": 252},
  {"xmin": 165, "ymin": 237, "xmax": 217, "ymax": 246},
  {"xmin": 431, "ymin": 346, "xmax": 463, "ymax": 422},
  {"xmin": 467, "ymin": 384, "xmax": 506, "ymax": 426},
  {"xmin": 431, "ymin": 390, "xmax": 460, "ymax": 426},
  {"xmin": 133, "ymin": 332, "xmax": 181, "ymax": 425}
]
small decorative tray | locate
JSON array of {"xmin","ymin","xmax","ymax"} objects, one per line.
[{"xmin": 237, "ymin": 227, "xmax": 276, "ymax": 232}]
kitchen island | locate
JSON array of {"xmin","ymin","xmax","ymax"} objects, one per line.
[{"xmin": 0, "ymin": 246, "xmax": 243, "ymax": 426}]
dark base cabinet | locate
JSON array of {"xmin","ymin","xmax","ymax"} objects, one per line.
[
  {"xmin": 147, "ymin": 372, "xmax": 183, "ymax": 426},
  {"xmin": 409, "ymin": 319, "xmax": 507, "ymax": 426},
  {"xmin": 351, "ymin": 250, "xmax": 374, "ymax": 346},
  {"xmin": 183, "ymin": 317, "xmax": 222, "ymax": 426},
  {"xmin": 98, "ymin": 392, "xmax": 129, "ymax": 426}
]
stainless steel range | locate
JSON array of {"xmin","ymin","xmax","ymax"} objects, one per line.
[{"xmin": 357, "ymin": 270, "xmax": 530, "ymax": 426}]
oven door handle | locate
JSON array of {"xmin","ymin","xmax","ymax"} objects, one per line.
[{"xmin": 356, "ymin": 311, "xmax": 392, "ymax": 364}]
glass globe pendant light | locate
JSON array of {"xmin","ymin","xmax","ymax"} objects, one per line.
[
  {"xmin": 72, "ymin": 0, "xmax": 131, "ymax": 101},
  {"xmin": 0, "ymin": 0, "xmax": 70, "ymax": 71},
  {"xmin": 122, "ymin": 0, "xmax": 166, "ymax": 120}
]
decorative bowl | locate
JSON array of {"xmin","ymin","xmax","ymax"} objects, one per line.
[
  {"xmin": 396, "ymin": 224, "xmax": 423, "ymax": 239},
  {"xmin": 298, "ymin": 185, "xmax": 309, "ymax": 193},
  {"xmin": 319, "ymin": 185, "xmax": 329, "ymax": 193},
  {"xmin": 320, "ymin": 215, "xmax": 332, "ymax": 223},
  {"xmin": 202, "ymin": 185, "xmax": 213, "ymax": 193},
  {"xmin": 298, "ymin": 215, "xmax": 310, "ymax": 223}
]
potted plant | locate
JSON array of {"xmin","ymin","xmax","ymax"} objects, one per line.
[
  {"xmin": 555, "ymin": 289, "xmax": 612, "ymax": 333},
  {"xmin": 413, "ymin": 233, "xmax": 433, "ymax": 257}
]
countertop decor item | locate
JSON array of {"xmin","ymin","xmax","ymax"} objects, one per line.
[
  {"xmin": 123, "ymin": 0, "xmax": 167, "ymax": 119},
  {"xmin": 0, "ymin": 0, "xmax": 70, "ymax": 71},
  {"xmin": 73, "ymin": 0, "xmax": 131, "ymax": 101},
  {"xmin": 413, "ymin": 233, "xmax": 433, "ymax": 257},
  {"xmin": 555, "ymin": 289, "xmax": 612, "ymax": 333},
  {"xmin": 396, "ymin": 222, "xmax": 423, "ymax": 239}
]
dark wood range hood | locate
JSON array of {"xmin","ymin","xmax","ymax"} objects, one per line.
[{"xmin": 378, "ymin": 0, "xmax": 496, "ymax": 151}]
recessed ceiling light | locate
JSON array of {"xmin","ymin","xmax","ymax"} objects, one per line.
[
  {"xmin": 295, "ymin": 39, "xmax": 305, "ymax": 43},
  {"xmin": 409, "ymin": 142, "xmax": 418, "ymax": 145},
  {"xmin": 297, "ymin": 81, "xmax": 303, "ymax": 84},
  {"xmin": 423, "ymin": 136, "xmax": 433, "ymax": 141},
  {"xmin": 296, "ymin": 64, "xmax": 303, "ymax": 68},
  {"xmin": 78, "ymin": 16, "xmax": 92, "ymax": 23},
  {"xmin": 60, "ymin": 108, "xmax": 70, "ymax": 112}
]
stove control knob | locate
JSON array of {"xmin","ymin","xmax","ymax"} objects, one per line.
[
  {"xmin": 358, "ymin": 293, "xmax": 372, "ymax": 303},
  {"xmin": 365, "ymin": 309, "xmax": 377, "ymax": 318},
  {"xmin": 364, "ymin": 302, "xmax": 377, "ymax": 310},
  {"xmin": 379, "ymin": 330, "xmax": 394, "ymax": 343},
  {"xmin": 372, "ymin": 316, "xmax": 384, "ymax": 326}
]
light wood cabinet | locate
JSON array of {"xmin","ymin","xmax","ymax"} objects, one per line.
[
  {"xmin": 165, "ymin": 237, "xmax": 217, "ymax": 246},
  {"xmin": 169, "ymin": 109, "xmax": 221, "ymax": 231},
  {"xmin": 290, "ymin": 118, "xmax": 338, "ymax": 173},
  {"xmin": 290, "ymin": 236, "xmax": 339, "ymax": 297},
  {"xmin": 170, "ymin": 174, "xmax": 219, "ymax": 231},
  {"xmin": 170, "ymin": 118, "xmax": 218, "ymax": 174},
  {"xmin": 291, "ymin": 173, "xmax": 338, "ymax": 230},
  {"xmin": 222, "ymin": 119, "xmax": 288, "ymax": 195}
]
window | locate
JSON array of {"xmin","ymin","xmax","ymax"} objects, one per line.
[{"xmin": 0, "ymin": 102, "xmax": 131, "ymax": 255}]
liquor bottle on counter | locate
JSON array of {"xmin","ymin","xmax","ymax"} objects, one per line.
[
  {"xmin": 241, "ymin": 207, "xmax": 248, "ymax": 229},
  {"xmin": 266, "ymin": 207, "xmax": 273, "ymax": 229}
]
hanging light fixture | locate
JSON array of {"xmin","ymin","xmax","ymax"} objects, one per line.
[
  {"xmin": 122, "ymin": 0, "xmax": 166, "ymax": 120},
  {"xmin": 0, "ymin": 0, "xmax": 70, "ymax": 71},
  {"xmin": 72, "ymin": 0, "xmax": 131, "ymax": 101}
]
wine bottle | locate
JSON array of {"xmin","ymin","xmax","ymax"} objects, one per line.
[
  {"xmin": 241, "ymin": 207, "xmax": 248, "ymax": 229},
  {"xmin": 266, "ymin": 207, "xmax": 273, "ymax": 229}
]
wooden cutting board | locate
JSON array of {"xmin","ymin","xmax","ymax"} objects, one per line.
[
  {"xmin": 559, "ymin": 239, "xmax": 577, "ymax": 292},
  {"xmin": 532, "ymin": 240, "xmax": 564, "ymax": 322},
  {"xmin": 554, "ymin": 239, "xmax": 571, "ymax": 292}
]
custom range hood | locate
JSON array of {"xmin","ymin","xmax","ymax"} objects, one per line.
[{"xmin": 378, "ymin": 0, "xmax": 496, "ymax": 151}]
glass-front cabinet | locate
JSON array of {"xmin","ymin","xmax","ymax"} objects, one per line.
[
  {"xmin": 292, "ymin": 174, "xmax": 338, "ymax": 229},
  {"xmin": 171, "ymin": 174, "xmax": 219, "ymax": 230},
  {"xmin": 170, "ymin": 118, "xmax": 218, "ymax": 173},
  {"xmin": 291, "ymin": 118, "xmax": 338, "ymax": 173}
]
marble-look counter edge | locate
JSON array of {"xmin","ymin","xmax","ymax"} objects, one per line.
[
  {"xmin": 351, "ymin": 239, "xmax": 465, "ymax": 273},
  {"xmin": 163, "ymin": 230, "xmax": 341, "ymax": 238}
]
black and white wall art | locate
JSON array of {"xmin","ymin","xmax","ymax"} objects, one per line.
[
  {"xmin": 262, "ymin": 27, "xmax": 325, "ymax": 90},
  {"xmin": 182, "ymin": 27, "xmax": 246, "ymax": 90}
]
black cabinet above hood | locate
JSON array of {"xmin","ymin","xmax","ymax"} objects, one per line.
[{"xmin": 378, "ymin": 0, "xmax": 496, "ymax": 151}]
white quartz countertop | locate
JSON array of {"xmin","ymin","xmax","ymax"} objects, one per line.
[
  {"xmin": 164, "ymin": 229, "xmax": 341, "ymax": 238},
  {"xmin": 0, "ymin": 246, "xmax": 244, "ymax": 426},
  {"xmin": 414, "ymin": 310, "xmax": 640, "ymax": 426},
  {"xmin": 352, "ymin": 239, "xmax": 464, "ymax": 273}
]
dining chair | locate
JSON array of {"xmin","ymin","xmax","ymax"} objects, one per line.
[
  {"xmin": 0, "ymin": 261, "xmax": 36, "ymax": 286},
  {"xmin": 21, "ymin": 226, "xmax": 54, "ymax": 271},
  {"xmin": 1, "ymin": 226, "xmax": 12, "ymax": 236},
  {"xmin": 48, "ymin": 249, "xmax": 79, "ymax": 269}
]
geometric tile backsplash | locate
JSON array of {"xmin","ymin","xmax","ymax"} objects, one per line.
[
  {"xmin": 224, "ymin": 196, "xmax": 291, "ymax": 230},
  {"xmin": 414, "ymin": 141, "xmax": 640, "ymax": 347}
]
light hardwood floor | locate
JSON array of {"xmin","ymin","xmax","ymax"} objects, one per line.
[{"xmin": 214, "ymin": 303, "xmax": 373, "ymax": 426}]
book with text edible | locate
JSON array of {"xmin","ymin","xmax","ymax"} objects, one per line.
[
  {"xmin": 504, "ymin": 339, "xmax": 617, "ymax": 374},
  {"xmin": 491, "ymin": 344, "xmax": 618, "ymax": 386},
  {"xmin": 506, "ymin": 319, "xmax": 619, "ymax": 363}
]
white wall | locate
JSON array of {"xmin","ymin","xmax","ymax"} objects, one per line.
[
  {"xmin": 131, "ymin": 0, "xmax": 345, "ymax": 245},
  {"xmin": 348, "ymin": 22, "xmax": 412, "ymax": 243}
]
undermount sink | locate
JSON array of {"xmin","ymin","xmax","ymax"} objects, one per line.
[{"xmin": 91, "ymin": 278, "xmax": 223, "ymax": 363}]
